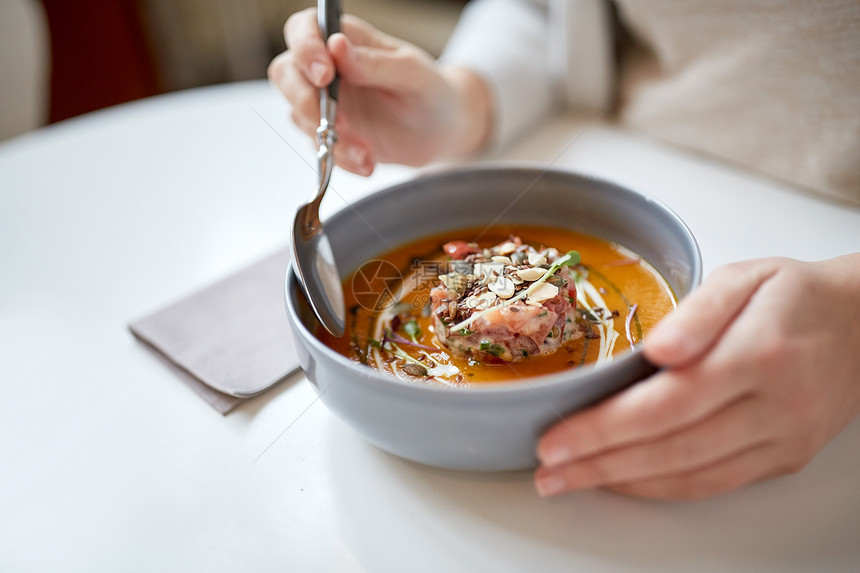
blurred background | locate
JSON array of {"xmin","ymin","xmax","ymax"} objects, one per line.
[{"xmin": 0, "ymin": 0, "xmax": 465, "ymax": 142}]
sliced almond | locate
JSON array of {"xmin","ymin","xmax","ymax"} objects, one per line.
[
  {"xmin": 497, "ymin": 241, "xmax": 518, "ymax": 255},
  {"xmin": 528, "ymin": 252, "xmax": 547, "ymax": 266},
  {"xmin": 477, "ymin": 290, "xmax": 498, "ymax": 305},
  {"xmin": 488, "ymin": 276, "xmax": 515, "ymax": 299},
  {"xmin": 527, "ymin": 282, "xmax": 558, "ymax": 303},
  {"xmin": 466, "ymin": 290, "xmax": 497, "ymax": 311},
  {"xmin": 474, "ymin": 262, "xmax": 504, "ymax": 283},
  {"xmin": 491, "ymin": 255, "xmax": 512, "ymax": 265},
  {"xmin": 516, "ymin": 267, "xmax": 546, "ymax": 282},
  {"xmin": 471, "ymin": 263, "xmax": 490, "ymax": 284}
]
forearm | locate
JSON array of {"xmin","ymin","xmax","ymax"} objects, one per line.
[
  {"xmin": 439, "ymin": 65, "xmax": 493, "ymax": 158},
  {"xmin": 440, "ymin": 0, "xmax": 554, "ymax": 152}
]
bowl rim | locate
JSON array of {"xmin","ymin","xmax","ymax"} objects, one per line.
[{"xmin": 285, "ymin": 163, "xmax": 702, "ymax": 398}]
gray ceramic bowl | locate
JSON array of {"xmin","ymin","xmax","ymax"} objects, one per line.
[{"xmin": 285, "ymin": 165, "xmax": 701, "ymax": 471}]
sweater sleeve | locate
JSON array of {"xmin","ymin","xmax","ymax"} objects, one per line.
[{"xmin": 440, "ymin": 0, "xmax": 555, "ymax": 152}]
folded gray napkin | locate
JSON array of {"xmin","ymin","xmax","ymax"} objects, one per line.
[{"xmin": 129, "ymin": 247, "xmax": 301, "ymax": 414}]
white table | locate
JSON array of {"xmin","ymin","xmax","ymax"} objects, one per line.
[{"xmin": 2, "ymin": 80, "xmax": 858, "ymax": 572}]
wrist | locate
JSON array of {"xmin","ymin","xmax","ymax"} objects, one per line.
[
  {"xmin": 817, "ymin": 252, "xmax": 860, "ymax": 417},
  {"xmin": 439, "ymin": 65, "xmax": 493, "ymax": 158}
]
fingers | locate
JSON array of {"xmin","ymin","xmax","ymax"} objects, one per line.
[
  {"xmin": 334, "ymin": 134, "xmax": 374, "ymax": 176},
  {"xmin": 284, "ymin": 8, "xmax": 335, "ymax": 87},
  {"xmin": 272, "ymin": 51, "xmax": 320, "ymax": 133},
  {"xmin": 290, "ymin": 105, "xmax": 374, "ymax": 175},
  {"xmin": 271, "ymin": 18, "xmax": 376, "ymax": 175},
  {"xmin": 602, "ymin": 444, "xmax": 789, "ymax": 500},
  {"xmin": 280, "ymin": 10, "xmax": 402, "ymax": 89},
  {"xmin": 534, "ymin": 396, "xmax": 771, "ymax": 497},
  {"xmin": 339, "ymin": 14, "xmax": 401, "ymax": 50},
  {"xmin": 328, "ymin": 32, "xmax": 433, "ymax": 92},
  {"xmin": 537, "ymin": 359, "xmax": 752, "ymax": 468},
  {"xmin": 537, "ymin": 263, "xmax": 786, "ymax": 468},
  {"xmin": 272, "ymin": 9, "xmax": 441, "ymax": 173},
  {"xmin": 532, "ymin": 256, "xmax": 860, "ymax": 501},
  {"xmin": 273, "ymin": 10, "xmax": 399, "ymax": 118},
  {"xmin": 644, "ymin": 259, "xmax": 781, "ymax": 368}
]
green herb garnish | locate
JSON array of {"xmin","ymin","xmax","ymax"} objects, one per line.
[
  {"xmin": 404, "ymin": 319, "xmax": 421, "ymax": 341},
  {"xmin": 479, "ymin": 341, "xmax": 504, "ymax": 356}
]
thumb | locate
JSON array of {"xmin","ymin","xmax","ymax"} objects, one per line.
[
  {"xmin": 644, "ymin": 259, "xmax": 781, "ymax": 367},
  {"xmin": 328, "ymin": 33, "xmax": 430, "ymax": 92}
]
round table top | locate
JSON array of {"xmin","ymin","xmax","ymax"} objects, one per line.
[{"xmin": 1, "ymin": 80, "xmax": 858, "ymax": 572}]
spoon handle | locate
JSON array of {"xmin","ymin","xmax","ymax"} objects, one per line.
[
  {"xmin": 318, "ymin": 0, "xmax": 342, "ymax": 102},
  {"xmin": 309, "ymin": 0, "xmax": 341, "ymax": 226}
]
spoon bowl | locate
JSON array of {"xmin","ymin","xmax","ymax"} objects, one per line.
[{"xmin": 291, "ymin": 174, "xmax": 345, "ymax": 336}]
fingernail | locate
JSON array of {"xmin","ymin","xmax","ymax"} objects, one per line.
[
  {"xmin": 650, "ymin": 322, "xmax": 689, "ymax": 352},
  {"xmin": 358, "ymin": 162, "xmax": 374, "ymax": 177},
  {"xmin": 539, "ymin": 444, "xmax": 572, "ymax": 468},
  {"xmin": 535, "ymin": 473, "xmax": 567, "ymax": 497},
  {"xmin": 344, "ymin": 145, "xmax": 366, "ymax": 166},
  {"xmin": 310, "ymin": 62, "xmax": 327, "ymax": 85},
  {"xmin": 339, "ymin": 34, "xmax": 353, "ymax": 59}
]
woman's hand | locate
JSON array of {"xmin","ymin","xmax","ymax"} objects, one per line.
[
  {"xmin": 535, "ymin": 254, "xmax": 860, "ymax": 500},
  {"xmin": 268, "ymin": 8, "xmax": 492, "ymax": 175}
]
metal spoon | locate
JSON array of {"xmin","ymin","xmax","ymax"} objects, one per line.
[{"xmin": 291, "ymin": 0, "xmax": 345, "ymax": 337}]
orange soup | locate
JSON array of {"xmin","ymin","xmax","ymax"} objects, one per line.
[{"xmin": 318, "ymin": 226, "xmax": 676, "ymax": 386}]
